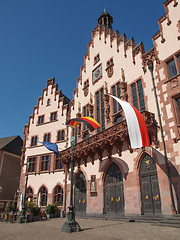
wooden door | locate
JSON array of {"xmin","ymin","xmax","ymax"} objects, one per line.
[
  {"xmin": 105, "ymin": 163, "xmax": 124, "ymax": 214},
  {"xmin": 140, "ymin": 154, "xmax": 161, "ymax": 215},
  {"xmin": 75, "ymin": 172, "xmax": 86, "ymax": 214}
]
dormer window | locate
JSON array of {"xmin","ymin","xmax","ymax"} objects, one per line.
[{"xmin": 47, "ymin": 99, "xmax": 51, "ymax": 106}]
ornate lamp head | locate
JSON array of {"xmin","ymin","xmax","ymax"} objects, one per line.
[{"xmin": 147, "ymin": 60, "xmax": 154, "ymax": 72}]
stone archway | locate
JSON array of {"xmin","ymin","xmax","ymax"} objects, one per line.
[
  {"xmin": 104, "ymin": 162, "xmax": 124, "ymax": 214},
  {"xmin": 140, "ymin": 154, "xmax": 162, "ymax": 215}
]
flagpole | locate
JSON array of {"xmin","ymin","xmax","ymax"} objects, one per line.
[
  {"xmin": 61, "ymin": 132, "xmax": 81, "ymax": 232},
  {"xmin": 63, "ymin": 125, "xmax": 69, "ymax": 216}
]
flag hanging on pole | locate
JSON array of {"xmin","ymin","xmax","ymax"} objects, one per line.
[
  {"xmin": 41, "ymin": 142, "xmax": 59, "ymax": 155},
  {"xmin": 108, "ymin": 94, "xmax": 150, "ymax": 149},
  {"xmin": 66, "ymin": 116, "xmax": 101, "ymax": 131}
]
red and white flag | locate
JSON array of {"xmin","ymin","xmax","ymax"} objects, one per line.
[{"xmin": 108, "ymin": 94, "xmax": 150, "ymax": 149}]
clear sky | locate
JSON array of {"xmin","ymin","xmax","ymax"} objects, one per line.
[{"xmin": 0, "ymin": 0, "xmax": 165, "ymax": 140}]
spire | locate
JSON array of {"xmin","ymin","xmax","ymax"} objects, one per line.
[{"xmin": 98, "ymin": 10, "xmax": 113, "ymax": 30}]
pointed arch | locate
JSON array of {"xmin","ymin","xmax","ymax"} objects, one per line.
[
  {"xmin": 100, "ymin": 157, "xmax": 129, "ymax": 183},
  {"xmin": 133, "ymin": 148, "xmax": 154, "ymax": 173},
  {"xmin": 74, "ymin": 166, "xmax": 88, "ymax": 184},
  {"xmin": 53, "ymin": 184, "xmax": 64, "ymax": 206},
  {"xmin": 38, "ymin": 184, "xmax": 48, "ymax": 206},
  {"xmin": 26, "ymin": 186, "xmax": 34, "ymax": 201}
]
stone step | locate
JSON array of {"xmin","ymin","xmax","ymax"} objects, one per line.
[{"xmin": 152, "ymin": 222, "xmax": 180, "ymax": 228}]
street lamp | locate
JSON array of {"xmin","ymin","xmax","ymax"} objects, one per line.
[
  {"xmin": 19, "ymin": 162, "xmax": 29, "ymax": 223},
  {"xmin": 148, "ymin": 60, "xmax": 177, "ymax": 214},
  {"xmin": 61, "ymin": 136, "xmax": 81, "ymax": 233}
]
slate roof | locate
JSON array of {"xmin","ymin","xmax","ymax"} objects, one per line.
[{"xmin": 0, "ymin": 136, "xmax": 23, "ymax": 156}]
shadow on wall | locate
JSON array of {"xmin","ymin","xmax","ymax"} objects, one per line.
[{"xmin": 152, "ymin": 147, "xmax": 180, "ymax": 213}]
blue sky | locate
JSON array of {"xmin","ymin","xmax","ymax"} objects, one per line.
[{"xmin": 0, "ymin": 0, "xmax": 165, "ymax": 140}]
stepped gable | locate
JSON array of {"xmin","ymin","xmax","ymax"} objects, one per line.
[
  {"xmin": 152, "ymin": 0, "xmax": 179, "ymax": 43},
  {"xmin": 25, "ymin": 77, "xmax": 70, "ymax": 134}
]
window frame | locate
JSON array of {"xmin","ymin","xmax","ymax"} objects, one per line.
[
  {"xmin": 172, "ymin": 94, "xmax": 180, "ymax": 126},
  {"xmin": 31, "ymin": 136, "xmax": 38, "ymax": 147},
  {"xmin": 50, "ymin": 111, "xmax": 57, "ymax": 121},
  {"xmin": 57, "ymin": 130, "xmax": 65, "ymax": 142},
  {"xmin": 28, "ymin": 157, "xmax": 36, "ymax": 173},
  {"xmin": 38, "ymin": 115, "xmax": 44, "ymax": 125},
  {"xmin": 131, "ymin": 79, "xmax": 145, "ymax": 112},
  {"xmin": 166, "ymin": 54, "xmax": 180, "ymax": 80},
  {"xmin": 54, "ymin": 185, "xmax": 63, "ymax": 206},
  {"xmin": 44, "ymin": 133, "xmax": 51, "ymax": 142},
  {"xmin": 111, "ymin": 82, "xmax": 122, "ymax": 114},
  {"xmin": 41, "ymin": 155, "xmax": 50, "ymax": 172},
  {"xmin": 55, "ymin": 155, "xmax": 63, "ymax": 170},
  {"xmin": 39, "ymin": 186, "xmax": 48, "ymax": 206},
  {"xmin": 96, "ymin": 88, "xmax": 105, "ymax": 132}
]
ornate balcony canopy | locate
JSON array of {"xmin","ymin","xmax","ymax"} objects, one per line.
[{"xmin": 60, "ymin": 111, "xmax": 158, "ymax": 167}]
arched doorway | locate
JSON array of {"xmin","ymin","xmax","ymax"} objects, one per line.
[
  {"xmin": 75, "ymin": 172, "xmax": 86, "ymax": 214},
  {"xmin": 140, "ymin": 154, "xmax": 161, "ymax": 215},
  {"xmin": 105, "ymin": 163, "xmax": 124, "ymax": 214}
]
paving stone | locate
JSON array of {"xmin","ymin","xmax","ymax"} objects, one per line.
[{"xmin": 0, "ymin": 218, "xmax": 180, "ymax": 240}]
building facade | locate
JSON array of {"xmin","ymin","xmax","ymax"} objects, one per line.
[
  {"xmin": 0, "ymin": 136, "xmax": 23, "ymax": 211},
  {"xmin": 19, "ymin": 0, "xmax": 180, "ymax": 216}
]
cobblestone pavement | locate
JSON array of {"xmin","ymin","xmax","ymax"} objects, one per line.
[{"xmin": 0, "ymin": 218, "xmax": 180, "ymax": 240}]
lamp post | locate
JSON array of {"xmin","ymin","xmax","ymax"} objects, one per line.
[
  {"xmin": 19, "ymin": 161, "xmax": 29, "ymax": 223},
  {"xmin": 61, "ymin": 136, "xmax": 81, "ymax": 233},
  {"xmin": 148, "ymin": 60, "xmax": 177, "ymax": 214}
]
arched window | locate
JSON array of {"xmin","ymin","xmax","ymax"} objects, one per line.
[
  {"xmin": 39, "ymin": 186, "xmax": 48, "ymax": 206},
  {"xmin": 54, "ymin": 185, "xmax": 63, "ymax": 206},
  {"xmin": 26, "ymin": 187, "xmax": 33, "ymax": 201}
]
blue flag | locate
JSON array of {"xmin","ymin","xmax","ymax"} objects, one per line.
[{"xmin": 41, "ymin": 142, "xmax": 59, "ymax": 155}]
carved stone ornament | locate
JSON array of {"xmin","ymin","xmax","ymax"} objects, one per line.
[
  {"xmin": 120, "ymin": 82, "xmax": 127, "ymax": 93},
  {"xmin": 105, "ymin": 104, "xmax": 111, "ymax": 123},
  {"xmin": 83, "ymin": 80, "xmax": 89, "ymax": 97},
  {"xmin": 106, "ymin": 65, "xmax": 114, "ymax": 78},
  {"xmin": 83, "ymin": 86, "xmax": 89, "ymax": 97},
  {"xmin": 171, "ymin": 78, "xmax": 179, "ymax": 89}
]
